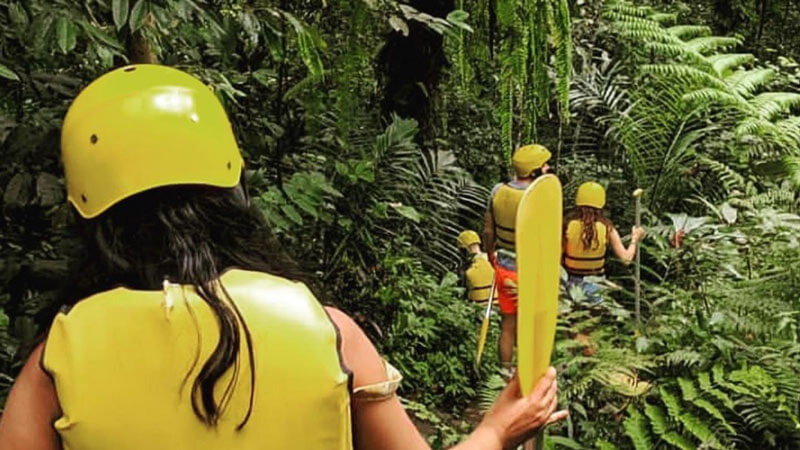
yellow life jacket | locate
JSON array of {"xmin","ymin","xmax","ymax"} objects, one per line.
[
  {"xmin": 465, "ymin": 253, "xmax": 495, "ymax": 303},
  {"xmin": 42, "ymin": 269, "xmax": 353, "ymax": 450},
  {"xmin": 491, "ymin": 183, "xmax": 527, "ymax": 250},
  {"xmin": 564, "ymin": 219, "xmax": 608, "ymax": 275}
]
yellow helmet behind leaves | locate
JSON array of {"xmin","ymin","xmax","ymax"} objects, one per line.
[
  {"xmin": 61, "ymin": 64, "xmax": 244, "ymax": 219},
  {"xmin": 512, "ymin": 144, "xmax": 551, "ymax": 178},
  {"xmin": 457, "ymin": 230, "xmax": 481, "ymax": 249},
  {"xmin": 576, "ymin": 182, "xmax": 606, "ymax": 209}
]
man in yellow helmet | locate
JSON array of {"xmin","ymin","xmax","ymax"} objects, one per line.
[
  {"xmin": 457, "ymin": 230, "xmax": 495, "ymax": 304},
  {"xmin": 484, "ymin": 144, "xmax": 552, "ymax": 373},
  {"xmin": 562, "ymin": 182, "xmax": 645, "ymax": 305}
]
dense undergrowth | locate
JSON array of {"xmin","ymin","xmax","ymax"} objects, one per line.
[{"xmin": 1, "ymin": 0, "xmax": 799, "ymax": 448}]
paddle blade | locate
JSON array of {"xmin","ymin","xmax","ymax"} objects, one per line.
[{"xmin": 516, "ymin": 174, "xmax": 563, "ymax": 396}]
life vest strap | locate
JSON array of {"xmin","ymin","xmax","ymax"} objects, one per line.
[
  {"xmin": 565, "ymin": 254, "xmax": 605, "ymax": 262},
  {"xmin": 496, "ymin": 235, "xmax": 515, "ymax": 246},
  {"xmin": 566, "ymin": 268, "xmax": 605, "ymax": 276}
]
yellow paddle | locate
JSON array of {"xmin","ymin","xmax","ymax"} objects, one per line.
[{"xmin": 516, "ymin": 174, "xmax": 562, "ymax": 449}]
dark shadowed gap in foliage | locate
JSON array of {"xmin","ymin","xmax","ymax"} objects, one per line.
[{"xmin": 378, "ymin": 0, "xmax": 455, "ymax": 144}]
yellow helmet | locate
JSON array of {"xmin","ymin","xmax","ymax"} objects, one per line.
[
  {"xmin": 61, "ymin": 64, "xmax": 244, "ymax": 219},
  {"xmin": 512, "ymin": 144, "xmax": 551, "ymax": 177},
  {"xmin": 576, "ymin": 182, "xmax": 606, "ymax": 208},
  {"xmin": 457, "ymin": 230, "xmax": 481, "ymax": 249}
]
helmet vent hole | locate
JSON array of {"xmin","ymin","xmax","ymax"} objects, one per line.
[
  {"xmin": 81, "ymin": 194, "xmax": 88, "ymax": 203},
  {"xmin": 227, "ymin": 161, "xmax": 232, "ymax": 170},
  {"xmin": 124, "ymin": 67, "xmax": 136, "ymax": 72},
  {"xmin": 90, "ymin": 134, "xmax": 98, "ymax": 144}
]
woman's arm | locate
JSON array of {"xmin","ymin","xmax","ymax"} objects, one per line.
[
  {"xmin": 0, "ymin": 343, "xmax": 61, "ymax": 450},
  {"xmin": 609, "ymin": 226, "xmax": 645, "ymax": 264},
  {"xmin": 327, "ymin": 307, "xmax": 568, "ymax": 450}
]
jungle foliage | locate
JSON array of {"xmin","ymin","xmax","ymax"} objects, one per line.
[{"xmin": 1, "ymin": 0, "xmax": 799, "ymax": 448}]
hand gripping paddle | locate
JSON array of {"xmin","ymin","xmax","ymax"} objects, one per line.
[{"xmin": 516, "ymin": 174, "xmax": 562, "ymax": 449}]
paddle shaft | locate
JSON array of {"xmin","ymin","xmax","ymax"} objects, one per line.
[
  {"xmin": 475, "ymin": 272, "xmax": 497, "ymax": 366},
  {"xmin": 634, "ymin": 191, "xmax": 642, "ymax": 327}
]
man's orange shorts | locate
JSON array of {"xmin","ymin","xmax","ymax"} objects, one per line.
[{"xmin": 494, "ymin": 261, "xmax": 518, "ymax": 315}]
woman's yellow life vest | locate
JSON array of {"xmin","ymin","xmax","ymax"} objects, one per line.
[
  {"xmin": 564, "ymin": 219, "xmax": 608, "ymax": 275},
  {"xmin": 42, "ymin": 269, "xmax": 353, "ymax": 450},
  {"xmin": 491, "ymin": 183, "xmax": 526, "ymax": 250},
  {"xmin": 465, "ymin": 253, "xmax": 495, "ymax": 303}
]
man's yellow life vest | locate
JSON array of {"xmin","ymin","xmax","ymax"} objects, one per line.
[
  {"xmin": 465, "ymin": 253, "xmax": 495, "ymax": 303},
  {"xmin": 42, "ymin": 269, "xmax": 353, "ymax": 450},
  {"xmin": 491, "ymin": 183, "xmax": 527, "ymax": 250},
  {"xmin": 564, "ymin": 219, "xmax": 608, "ymax": 275}
]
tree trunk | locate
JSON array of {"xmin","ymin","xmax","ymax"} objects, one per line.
[
  {"xmin": 378, "ymin": 0, "xmax": 455, "ymax": 142},
  {"xmin": 756, "ymin": 0, "xmax": 769, "ymax": 44}
]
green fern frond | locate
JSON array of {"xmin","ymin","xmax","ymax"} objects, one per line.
[
  {"xmin": 677, "ymin": 377, "xmax": 699, "ymax": 401},
  {"xmin": 678, "ymin": 411, "xmax": 722, "ymax": 448},
  {"xmin": 698, "ymin": 372, "xmax": 735, "ymax": 410},
  {"xmin": 662, "ymin": 431, "xmax": 697, "ymax": 450},
  {"xmin": 707, "ymin": 53, "xmax": 755, "ymax": 76},
  {"xmin": 624, "ymin": 407, "xmax": 653, "ymax": 450},
  {"xmin": 644, "ymin": 43, "xmax": 716, "ymax": 73},
  {"xmin": 649, "ymin": 12, "xmax": 677, "ymax": 25},
  {"xmin": 667, "ymin": 25, "xmax": 711, "ymax": 39},
  {"xmin": 596, "ymin": 441, "xmax": 620, "ymax": 450},
  {"xmin": 661, "ymin": 387, "xmax": 684, "ymax": 418},
  {"xmin": 713, "ymin": 363, "xmax": 754, "ymax": 396},
  {"xmin": 785, "ymin": 156, "xmax": 800, "ymax": 187},
  {"xmin": 659, "ymin": 349, "xmax": 704, "ymax": 368},
  {"xmin": 682, "ymin": 88, "xmax": 749, "ymax": 110},
  {"xmin": 749, "ymin": 92, "xmax": 800, "ymax": 120},
  {"xmin": 692, "ymin": 398, "xmax": 736, "ymax": 435},
  {"xmin": 683, "ymin": 36, "xmax": 741, "ymax": 55},
  {"xmin": 641, "ymin": 65, "xmax": 727, "ymax": 90},
  {"xmin": 726, "ymin": 68, "xmax": 776, "ymax": 96},
  {"xmin": 736, "ymin": 117, "xmax": 781, "ymax": 140},
  {"xmin": 644, "ymin": 403, "xmax": 670, "ymax": 435},
  {"xmin": 604, "ymin": 2, "xmax": 650, "ymax": 18}
]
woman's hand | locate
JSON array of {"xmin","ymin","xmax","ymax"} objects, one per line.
[
  {"xmin": 476, "ymin": 367, "xmax": 568, "ymax": 449},
  {"xmin": 631, "ymin": 226, "xmax": 645, "ymax": 243}
]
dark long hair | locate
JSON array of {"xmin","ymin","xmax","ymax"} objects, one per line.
[
  {"xmin": 59, "ymin": 181, "xmax": 305, "ymax": 430},
  {"xmin": 566, "ymin": 205, "xmax": 613, "ymax": 250}
]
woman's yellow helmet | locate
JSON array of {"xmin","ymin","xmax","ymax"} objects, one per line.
[
  {"xmin": 575, "ymin": 182, "xmax": 606, "ymax": 209},
  {"xmin": 61, "ymin": 64, "xmax": 244, "ymax": 218}
]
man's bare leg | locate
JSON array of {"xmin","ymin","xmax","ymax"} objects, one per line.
[{"xmin": 499, "ymin": 313, "xmax": 517, "ymax": 374}]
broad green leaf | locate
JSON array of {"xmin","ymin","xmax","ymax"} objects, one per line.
[
  {"xmin": 281, "ymin": 203, "xmax": 304, "ymax": 225},
  {"xmin": 9, "ymin": 3, "xmax": 29, "ymax": 29},
  {"xmin": 388, "ymin": 16, "xmax": 409, "ymax": 37},
  {"xmin": 0, "ymin": 64, "xmax": 20, "ymax": 81},
  {"xmin": 55, "ymin": 18, "xmax": 76, "ymax": 54},
  {"xmin": 81, "ymin": 21, "xmax": 124, "ymax": 50},
  {"xmin": 390, "ymin": 203, "xmax": 421, "ymax": 223},
  {"xmin": 446, "ymin": 10, "xmax": 474, "ymax": 32},
  {"xmin": 113, "ymin": 0, "xmax": 130, "ymax": 29},
  {"xmin": 129, "ymin": 0, "xmax": 148, "ymax": 32}
]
